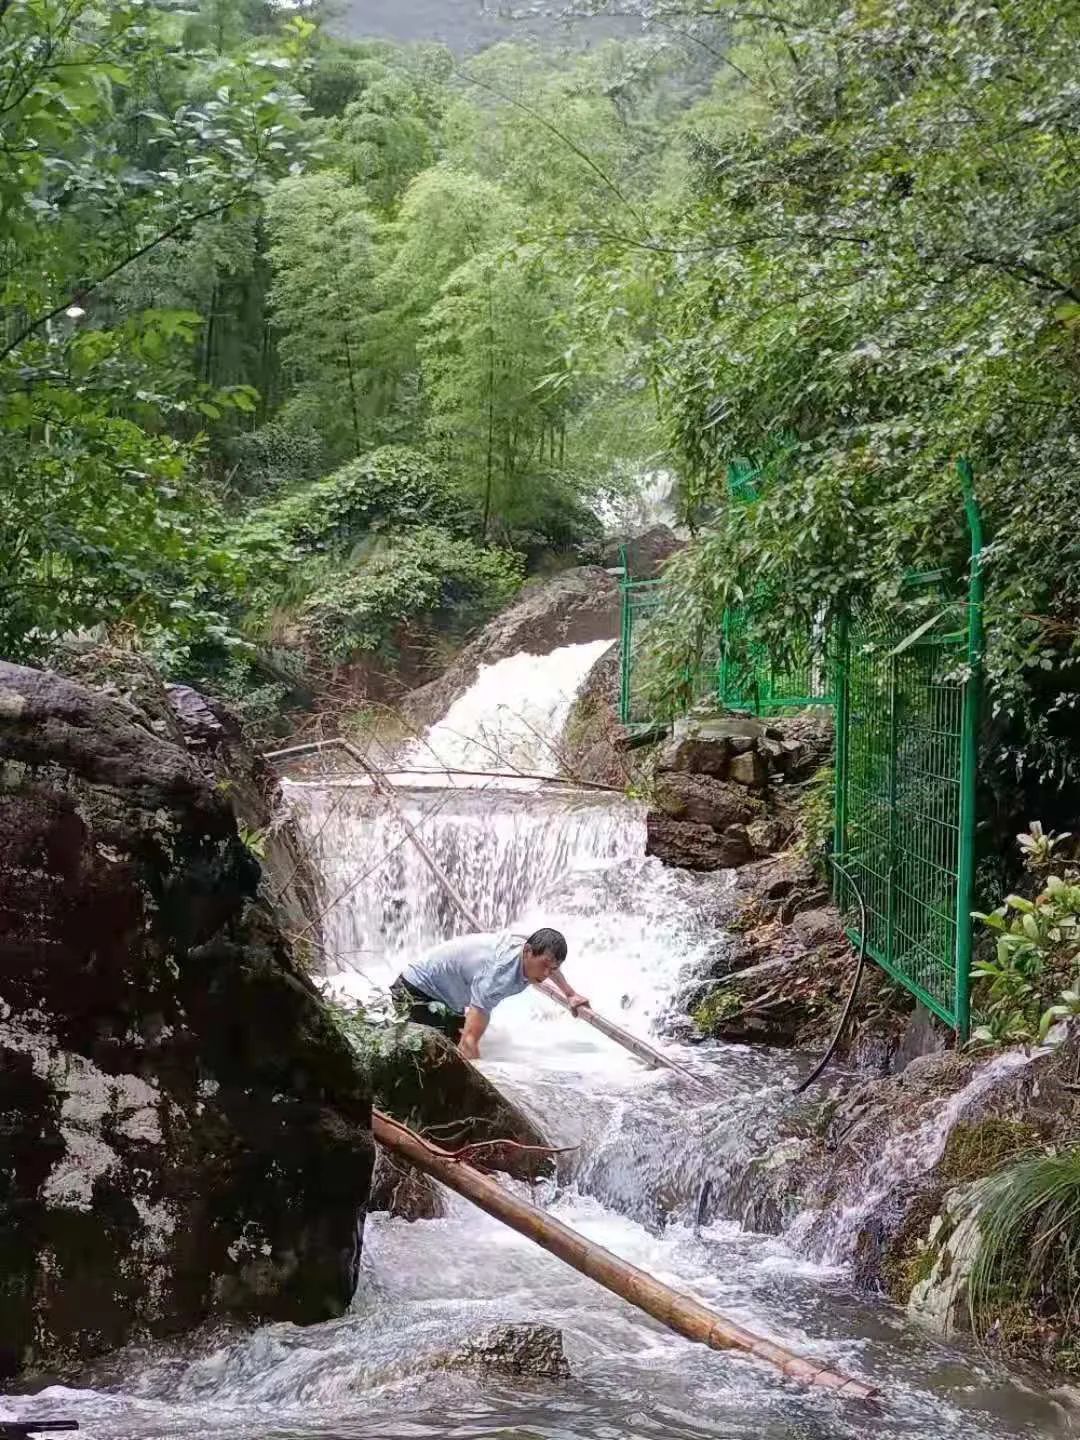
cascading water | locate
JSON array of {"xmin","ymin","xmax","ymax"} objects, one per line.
[{"xmin": 6, "ymin": 642, "xmax": 1074, "ymax": 1439}]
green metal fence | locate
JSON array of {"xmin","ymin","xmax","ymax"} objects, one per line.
[
  {"xmin": 718, "ymin": 603, "xmax": 834, "ymax": 713},
  {"xmin": 617, "ymin": 580, "xmax": 833, "ymax": 726},
  {"xmin": 619, "ymin": 573, "xmax": 665, "ymax": 726},
  {"xmin": 832, "ymin": 460, "xmax": 983, "ymax": 1037}
]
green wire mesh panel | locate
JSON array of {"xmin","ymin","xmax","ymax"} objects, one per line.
[
  {"xmin": 619, "ymin": 577, "xmax": 664, "ymax": 725},
  {"xmin": 718, "ymin": 605, "xmax": 834, "ymax": 715},
  {"xmin": 834, "ymin": 601, "xmax": 973, "ymax": 1032}
]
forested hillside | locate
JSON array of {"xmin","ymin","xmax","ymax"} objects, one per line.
[
  {"xmin": 1, "ymin": 0, "xmax": 715, "ymax": 734},
  {"xmin": 4, "ymin": 0, "xmax": 1079, "ymax": 796}
]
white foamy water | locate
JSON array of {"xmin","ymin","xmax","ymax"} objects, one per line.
[
  {"xmin": 385, "ymin": 639, "xmax": 613, "ymax": 787},
  {"xmin": 6, "ymin": 640, "xmax": 1073, "ymax": 1440}
]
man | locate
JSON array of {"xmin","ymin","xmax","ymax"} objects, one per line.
[{"xmin": 390, "ymin": 927, "xmax": 590, "ymax": 1060}]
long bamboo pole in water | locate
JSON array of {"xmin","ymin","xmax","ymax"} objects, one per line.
[
  {"xmin": 267, "ymin": 736, "xmax": 710, "ymax": 1089},
  {"xmin": 372, "ymin": 1110, "xmax": 879, "ymax": 1403}
]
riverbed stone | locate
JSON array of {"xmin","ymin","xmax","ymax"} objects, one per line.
[
  {"xmin": 651, "ymin": 772, "xmax": 763, "ymax": 831},
  {"xmin": 0, "ymin": 660, "xmax": 374, "ymax": 1382},
  {"xmin": 447, "ymin": 1323, "xmax": 571, "ymax": 1379},
  {"xmin": 363, "ymin": 1023, "xmax": 554, "ymax": 1182},
  {"xmin": 645, "ymin": 815, "xmax": 753, "ymax": 871},
  {"xmin": 728, "ymin": 749, "xmax": 770, "ymax": 789},
  {"xmin": 791, "ymin": 907, "xmax": 840, "ymax": 949}
]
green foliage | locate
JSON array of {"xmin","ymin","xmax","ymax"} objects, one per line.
[
  {"xmin": 962, "ymin": 1149, "xmax": 1080, "ymax": 1351},
  {"xmin": 421, "ymin": 249, "xmax": 583, "ymax": 540},
  {"xmin": 266, "ymin": 173, "xmax": 380, "ymax": 461},
  {"xmin": 972, "ymin": 826, "xmax": 1080, "ymax": 1046},
  {"xmin": 0, "ymin": 0, "xmax": 307, "ymax": 666},
  {"xmin": 800, "ymin": 765, "xmax": 835, "ymax": 872},
  {"xmin": 300, "ymin": 528, "xmax": 524, "ymax": 661},
  {"xmin": 223, "ymin": 422, "xmax": 328, "ymax": 500},
  {"xmin": 0, "ymin": 388, "xmax": 246, "ymax": 667},
  {"xmin": 241, "ymin": 446, "xmax": 470, "ymax": 560},
  {"xmin": 636, "ymin": 0, "xmax": 1080, "ymax": 787}
]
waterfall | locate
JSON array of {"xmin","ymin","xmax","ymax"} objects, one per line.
[
  {"xmin": 384, "ymin": 638, "xmax": 613, "ymax": 786},
  {"xmin": 11, "ymin": 631, "xmax": 1070, "ymax": 1440}
]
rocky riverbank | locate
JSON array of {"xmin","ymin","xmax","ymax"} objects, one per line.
[
  {"xmin": 562, "ymin": 639, "xmax": 1080, "ymax": 1381},
  {"xmin": 0, "ymin": 653, "xmax": 548, "ymax": 1383}
]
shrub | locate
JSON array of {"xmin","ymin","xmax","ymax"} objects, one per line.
[
  {"xmin": 972, "ymin": 825, "xmax": 1080, "ymax": 1045},
  {"xmin": 300, "ymin": 527, "xmax": 523, "ymax": 660},
  {"xmin": 223, "ymin": 423, "xmax": 328, "ymax": 500},
  {"xmin": 240, "ymin": 445, "xmax": 473, "ymax": 564},
  {"xmin": 962, "ymin": 1149, "xmax": 1080, "ymax": 1364}
]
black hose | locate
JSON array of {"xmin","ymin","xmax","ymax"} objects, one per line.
[{"xmin": 792, "ymin": 855, "xmax": 868, "ymax": 1096}]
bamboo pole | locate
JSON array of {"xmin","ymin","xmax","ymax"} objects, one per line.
[
  {"xmin": 267, "ymin": 736, "xmax": 711, "ymax": 1090},
  {"xmin": 535, "ymin": 979, "xmax": 712, "ymax": 1093},
  {"xmin": 372, "ymin": 1110, "xmax": 879, "ymax": 1403}
]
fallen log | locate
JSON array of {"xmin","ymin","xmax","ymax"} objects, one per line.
[{"xmin": 372, "ymin": 1109, "xmax": 879, "ymax": 1403}]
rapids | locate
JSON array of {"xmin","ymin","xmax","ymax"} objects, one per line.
[{"xmin": 5, "ymin": 641, "xmax": 1075, "ymax": 1439}]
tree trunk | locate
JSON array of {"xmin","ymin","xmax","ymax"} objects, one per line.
[
  {"xmin": 343, "ymin": 331, "xmax": 361, "ymax": 456},
  {"xmin": 372, "ymin": 1110, "xmax": 879, "ymax": 1403}
]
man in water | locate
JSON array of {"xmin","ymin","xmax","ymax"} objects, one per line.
[{"xmin": 390, "ymin": 927, "xmax": 590, "ymax": 1060}]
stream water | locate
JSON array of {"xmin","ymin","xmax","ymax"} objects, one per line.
[{"xmin": 6, "ymin": 643, "xmax": 1075, "ymax": 1439}]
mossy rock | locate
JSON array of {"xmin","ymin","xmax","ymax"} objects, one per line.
[
  {"xmin": 356, "ymin": 1022, "xmax": 554, "ymax": 1182},
  {"xmin": 0, "ymin": 661, "xmax": 373, "ymax": 1382}
]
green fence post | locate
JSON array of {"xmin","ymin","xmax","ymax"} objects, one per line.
[
  {"xmin": 832, "ymin": 609, "xmax": 850, "ymax": 905},
  {"xmin": 618, "ymin": 544, "xmax": 631, "ymax": 726},
  {"xmin": 955, "ymin": 458, "xmax": 984, "ymax": 1041}
]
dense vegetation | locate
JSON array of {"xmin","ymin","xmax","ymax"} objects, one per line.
[
  {"xmin": 2, "ymin": 0, "xmax": 705, "ymax": 728},
  {"xmin": 621, "ymin": 0, "xmax": 1080, "ymax": 802},
  {"xmin": 6, "ymin": 0, "xmax": 1079, "ymax": 783}
]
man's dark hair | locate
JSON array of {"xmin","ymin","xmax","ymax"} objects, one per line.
[{"xmin": 525, "ymin": 927, "xmax": 567, "ymax": 965}]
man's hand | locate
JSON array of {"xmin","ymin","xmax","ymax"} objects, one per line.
[
  {"xmin": 566, "ymin": 993, "xmax": 591, "ymax": 1016},
  {"xmin": 458, "ymin": 1005, "xmax": 489, "ymax": 1060}
]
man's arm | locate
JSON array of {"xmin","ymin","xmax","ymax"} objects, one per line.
[
  {"xmin": 550, "ymin": 970, "xmax": 591, "ymax": 1016},
  {"xmin": 459, "ymin": 1006, "xmax": 490, "ymax": 1060}
]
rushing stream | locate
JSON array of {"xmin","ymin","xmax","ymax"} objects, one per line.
[{"xmin": 6, "ymin": 643, "xmax": 1075, "ymax": 1438}]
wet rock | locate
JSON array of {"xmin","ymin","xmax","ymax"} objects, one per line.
[
  {"xmin": 404, "ymin": 566, "xmax": 619, "ymax": 729},
  {"xmin": 690, "ymin": 958, "xmax": 807, "ymax": 1046},
  {"xmin": 906, "ymin": 1186, "xmax": 981, "ymax": 1336},
  {"xmin": 651, "ymin": 772, "xmax": 763, "ymax": 831},
  {"xmin": 746, "ymin": 816, "xmax": 788, "ymax": 856},
  {"xmin": 791, "ymin": 908, "xmax": 840, "ymax": 949},
  {"xmin": 657, "ymin": 715, "xmax": 766, "ymax": 778},
  {"xmin": 363, "ymin": 1023, "xmax": 554, "ymax": 1182},
  {"xmin": 51, "ymin": 645, "xmax": 323, "ymax": 954},
  {"xmin": 559, "ymin": 642, "xmax": 632, "ymax": 789},
  {"xmin": 367, "ymin": 1149, "xmax": 444, "ymax": 1221},
  {"xmin": 601, "ymin": 524, "xmax": 683, "ymax": 580},
  {"xmin": 447, "ymin": 1323, "xmax": 571, "ymax": 1379},
  {"xmin": 0, "ymin": 660, "xmax": 373, "ymax": 1382},
  {"xmin": 728, "ymin": 749, "xmax": 769, "ymax": 789},
  {"xmin": 645, "ymin": 815, "xmax": 753, "ymax": 871}
]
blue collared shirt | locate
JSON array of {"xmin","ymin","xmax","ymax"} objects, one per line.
[{"xmin": 402, "ymin": 930, "xmax": 528, "ymax": 1015}]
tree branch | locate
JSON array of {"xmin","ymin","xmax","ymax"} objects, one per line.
[{"xmin": 0, "ymin": 190, "xmax": 253, "ymax": 367}]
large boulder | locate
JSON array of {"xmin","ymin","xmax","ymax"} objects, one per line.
[
  {"xmin": 403, "ymin": 566, "xmax": 619, "ymax": 729},
  {"xmin": 559, "ymin": 642, "xmax": 630, "ymax": 789},
  {"xmin": 0, "ymin": 661, "xmax": 373, "ymax": 1381},
  {"xmin": 601, "ymin": 524, "xmax": 683, "ymax": 580},
  {"xmin": 50, "ymin": 644, "xmax": 323, "ymax": 957},
  {"xmin": 446, "ymin": 1323, "xmax": 571, "ymax": 1379},
  {"xmin": 645, "ymin": 814, "xmax": 752, "ymax": 870},
  {"xmin": 365, "ymin": 1024, "xmax": 553, "ymax": 1183},
  {"xmin": 652, "ymin": 772, "xmax": 763, "ymax": 831}
]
